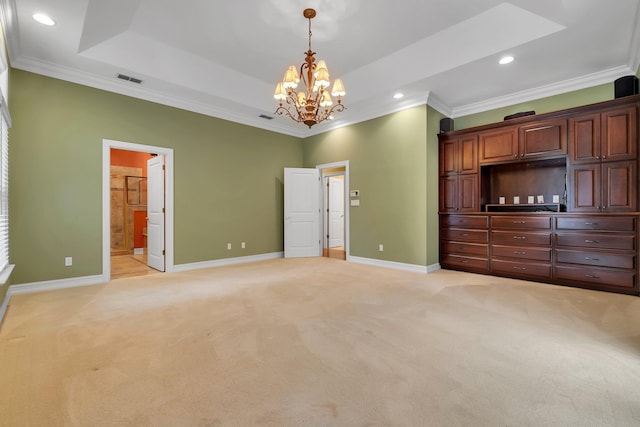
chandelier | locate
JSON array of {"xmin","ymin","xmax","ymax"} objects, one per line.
[{"xmin": 274, "ymin": 8, "xmax": 346, "ymax": 128}]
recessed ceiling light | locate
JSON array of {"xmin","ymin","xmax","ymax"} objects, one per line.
[
  {"xmin": 393, "ymin": 93, "xmax": 404, "ymax": 99},
  {"xmin": 33, "ymin": 13, "xmax": 56, "ymax": 26},
  {"xmin": 499, "ymin": 55, "xmax": 515, "ymax": 65}
]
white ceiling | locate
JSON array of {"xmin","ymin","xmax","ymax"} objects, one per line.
[{"xmin": 2, "ymin": 0, "xmax": 640, "ymax": 137}]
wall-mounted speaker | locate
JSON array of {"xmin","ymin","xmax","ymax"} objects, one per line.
[
  {"xmin": 439, "ymin": 118, "xmax": 454, "ymax": 133},
  {"xmin": 614, "ymin": 76, "xmax": 639, "ymax": 98}
]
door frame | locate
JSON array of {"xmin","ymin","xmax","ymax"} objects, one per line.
[
  {"xmin": 102, "ymin": 139, "xmax": 175, "ymax": 280},
  {"xmin": 317, "ymin": 161, "xmax": 350, "ymax": 258}
]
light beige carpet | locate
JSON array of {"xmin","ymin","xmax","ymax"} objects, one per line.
[{"xmin": 1, "ymin": 258, "xmax": 639, "ymax": 426}]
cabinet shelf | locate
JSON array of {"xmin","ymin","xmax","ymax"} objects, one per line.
[{"xmin": 485, "ymin": 203, "xmax": 562, "ymax": 212}]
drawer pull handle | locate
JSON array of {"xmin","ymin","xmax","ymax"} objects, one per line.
[
  {"xmin": 584, "ymin": 257, "xmax": 600, "ymax": 261},
  {"xmin": 513, "ymin": 266, "xmax": 527, "ymax": 271},
  {"xmin": 585, "ymin": 274, "xmax": 601, "ymax": 279},
  {"xmin": 513, "ymin": 221, "xmax": 526, "ymax": 224},
  {"xmin": 513, "ymin": 236, "xmax": 526, "ymax": 240},
  {"xmin": 584, "ymin": 240, "xmax": 600, "ymax": 244},
  {"xmin": 513, "ymin": 251, "xmax": 526, "ymax": 255},
  {"xmin": 584, "ymin": 222, "xmax": 599, "ymax": 226},
  {"xmin": 460, "ymin": 260, "xmax": 469, "ymax": 264},
  {"xmin": 459, "ymin": 233, "xmax": 469, "ymax": 237}
]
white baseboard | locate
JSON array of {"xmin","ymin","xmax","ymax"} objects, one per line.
[
  {"xmin": 348, "ymin": 256, "xmax": 433, "ymax": 274},
  {"xmin": 173, "ymin": 252, "xmax": 284, "ymax": 272},
  {"xmin": 133, "ymin": 248, "xmax": 145, "ymax": 255},
  {"xmin": 427, "ymin": 263, "xmax": 441, "ymax": 273},
  {"xmin": 0, "ymin": 274, "xmax": 108, "ymax": 325},
  {"xmin": 9, "ymin": 274, "xmax": 108, "ymax": 295}
]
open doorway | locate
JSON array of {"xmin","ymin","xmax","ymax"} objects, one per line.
[
  {"xmin": 283, "ymin": 161, "xmax": 350, "ymax": 259},
  {"xmin": 110, "ymin": 149, "xmax": 162, "ymax": 279},
  {"xmin": 102, "ymin": 140, "xmax": 174, "ymax": 281},
  {"xmin": 318, "ymin": 161, "xmax": 349, "ymax": 260},
  {"xmin": 322, "ymin": 169, "xmax": 346, "ymax": 260}
]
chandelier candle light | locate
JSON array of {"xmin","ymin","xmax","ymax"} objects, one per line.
[{"xmin": 274, "ymin": 8, "xmax": 346, "ymax": 128}]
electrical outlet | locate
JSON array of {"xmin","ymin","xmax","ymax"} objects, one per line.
[
  {"xmin": 227, "ymin": 243, "xmax": 232, "ymax": 250},
  {"xmin": 378, "ymin": 244, "xmax": 384, "ymax": 252},
  {"xmin": 241, "ymin": 242, "xmax": 246, "ymax": 249},
  {"xmin": 65, "ymin": 257, "xmax": 72, "ymax": 266}
]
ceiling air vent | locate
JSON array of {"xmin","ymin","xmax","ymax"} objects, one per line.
[
  {"xmin": 259, "ymin": 114, "xmax": 274, "ymax": 120},
  {"xmin": 117, "ymin": 73, "xmax": 143, "ymax": 84}
]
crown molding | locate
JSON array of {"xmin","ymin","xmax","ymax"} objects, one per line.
[
  {"xmin": 450, "ymin": 66, "xmax": 631, "ymax": 118},
  {"xmin": 12, "ymin": 55, "xmax": 310, "ymax": 137},
  {"xmin": 628, "ymin": 1, "xmax": 640, "ymax": 74},
  {"xmin": 426, "ymin": 92, "xmax": 452, "ymax": 117},
  {"xmin": 0, "ymin": 0, "xmax": 19, "ymax": 63}
]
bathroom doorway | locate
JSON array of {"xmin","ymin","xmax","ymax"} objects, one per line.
[{"xmin": 102, "ymin": 139, "xmax": 175, "ymax": 281}]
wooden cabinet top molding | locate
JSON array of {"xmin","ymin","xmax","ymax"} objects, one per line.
[{"xmin": 438, "ymin": 95, "xmax": 640, "ymax": 139}]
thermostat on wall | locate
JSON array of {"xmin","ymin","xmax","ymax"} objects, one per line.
[{"xmin": 350, "ymin": 190, "xmax": 359, "ymax": 197}]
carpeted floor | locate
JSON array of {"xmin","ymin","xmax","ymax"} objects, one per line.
[{"xmin": 1, "ymin": 257, "xmax": 639, "ymax": 426}]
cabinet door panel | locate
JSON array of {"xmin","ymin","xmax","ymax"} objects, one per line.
[
  {"xmin": 439, "ymin": 176, "xmax": 458, "ymax": 212},
  {"xmin": 459, "ymin": 135, "xmax": 478, "ymax": 174},
  {"xmin": 603, "ymin": 161, "xmax": 637, "ymax": 211},
  {"xmin": 569, "ymin": 113, "xmax": 600, "ymax": 163},
  {"xmin": 458, "ymin": 174, "xmax": 479, "ymax": 212},
  {"xmin": 479, "ymin": 127, "xmax": 518, "ymax": 164},
  {"xmin": 519, "ymin": 119, "xmax": 567, "ymax": 160},
  {"xmin": 439, "ymin": 140, "xmax": 458, "ymax": 176},
  {"xmin": 567, "ymin": 164, "xmax": 601, "ymax": 211},
  {"xmin": 602, "ymin": 106, "xmax": 637, "ymax": 161}
]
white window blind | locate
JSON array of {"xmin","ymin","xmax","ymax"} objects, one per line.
[{"xmin": 0, "ymin": 112, "xmax": 8, "ymax": 274}]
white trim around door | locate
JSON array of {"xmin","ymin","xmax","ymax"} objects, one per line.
[
  {"xmin": 316, "ymin": 161, "xmax": 350, "ymax": 259},
  {"xmin": 102, "ymin": 139, "xmax": 175, "ymax": 281}
]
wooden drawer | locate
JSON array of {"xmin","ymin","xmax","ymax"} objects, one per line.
[
  {"xmin": 555, "ymin": 233, "xmax": 636, "ymax": 250},
  {"xmin": 555, "ymin": 249, "xmax": 635, "ymax": 270},
  {"xmin": 441, "ymin": 229, "xmax": 489, "ymax": 244},
  {"xmin": 442, "ymin": 215, "xmax": 488, "ymax": 228},
  {"xmin": 492, "ymin": 245, "xmax": 551, "ymax": 262},
  {"xmin": 491, "ymin": 231, "xmax": 551, "ymax": 246},
  {"xmin": 491, "ymin": 216, "xmax": 552, "ymax": 230},
  {"xmin": 556, "ymin": 216, "xmax": 636, "ymax": 231},
  {"xmin": 442, "ymin": 241, "xmax": 488, "ymax": 257},
  {"xmin": 555, "ymin": 265, "xmax": 636, "ymax": 289},
  {"xmin": 491, "ymin": 259, "xmax": 552, "ymax": 280},
  {"xmin": 441, "ymin": 255, "xmax": 489, "ymax": 272}
]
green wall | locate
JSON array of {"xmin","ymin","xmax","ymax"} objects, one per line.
[
  {"xmin": 302, "ymin": 106, "xmax": 431, "ymax": 267},
  {"xmin": 9, "ymin": 70, "xmax": 302, "ymax": 284},
  {"xmin": 453, "ymin": 83, "xmax": 613, "ymax": 130},
  {"xmin": 6, "ymin": 66, "xmax": 630, "ymax": 285},
  {"xmin": 426, "ymin": 105, "xmax": 445, "ymax": 266}
]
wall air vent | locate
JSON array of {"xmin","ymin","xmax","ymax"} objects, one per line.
[
  {"xmin": 117, "ymin": 73, "xmax": 143, "ymax": 84},
  {"xmin": 259, "ymin": 114, "xmax": 274, "ymax": 120}
]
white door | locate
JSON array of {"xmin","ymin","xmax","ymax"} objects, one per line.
[
  {"xmin": 147, "ymin": 155, "xmax": 165, "ymax": 271},
  {"xmin": 328, "ymin": 176, "xmax": 345, "ymax": 248},
  {"xmin": 284, "ymin": 168, "xmax": 321, "ymax": 258}
]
